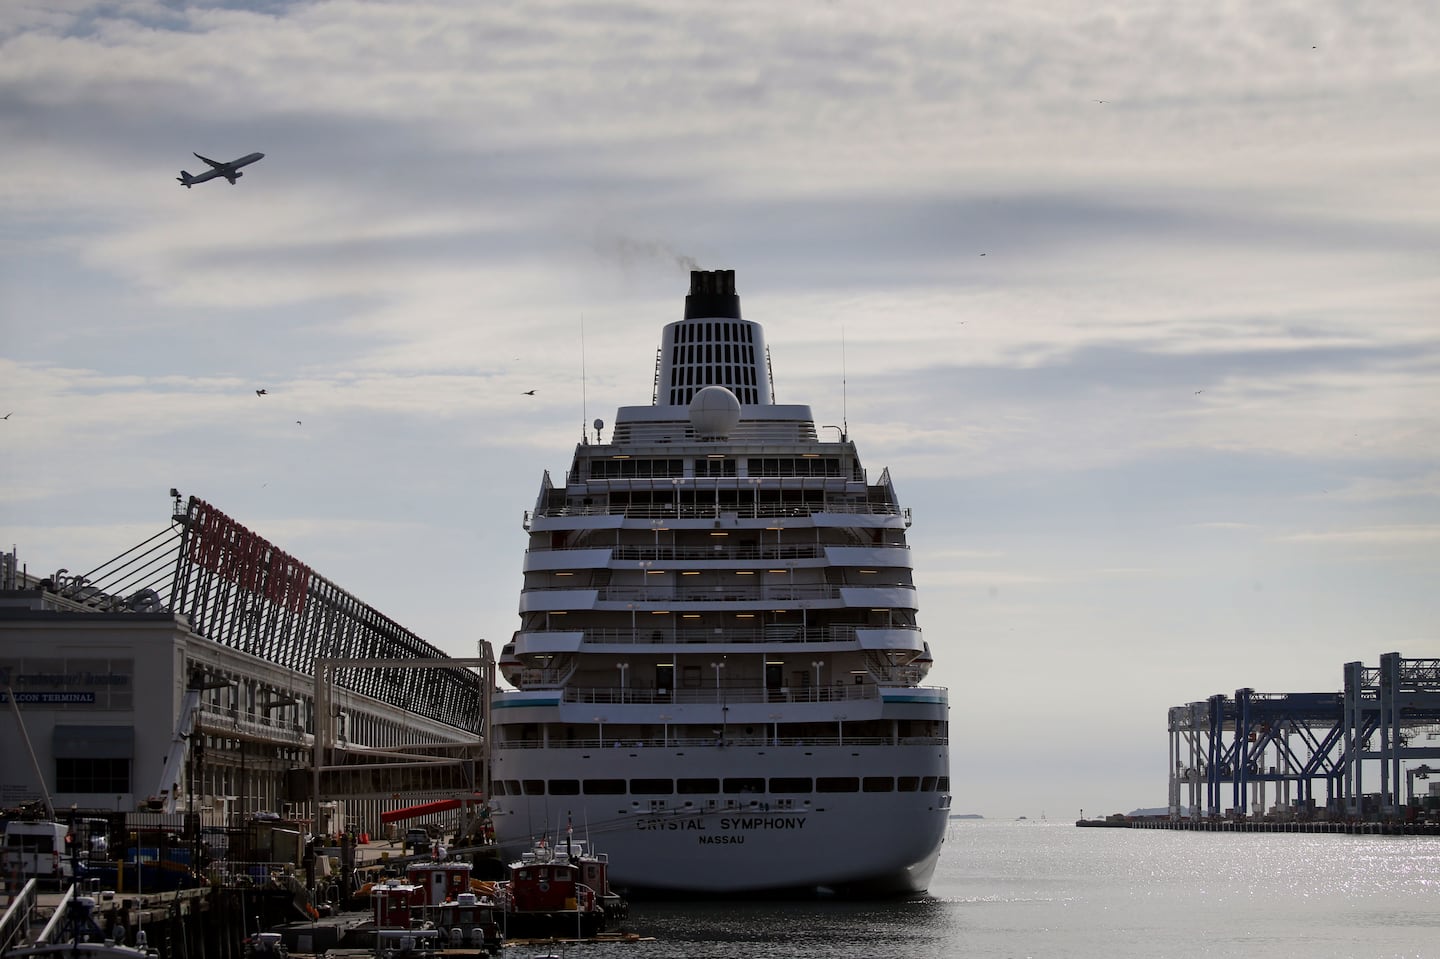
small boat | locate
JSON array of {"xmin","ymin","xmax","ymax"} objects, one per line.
[
  {"xmin": 495, "ymin": 838, "xmax": 608, "ymax": 940},
  {"xmin": 431, "ymin": 893, "xmax": 505, "ymax": 956}
]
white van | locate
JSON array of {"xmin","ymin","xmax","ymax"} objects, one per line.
[{"xmin": 2, "ymin": 821, "xmax": 74, "ymax": 885}]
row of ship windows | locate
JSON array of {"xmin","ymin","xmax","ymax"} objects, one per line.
[
  {"xmin": 672, "ymin": 341, "xmax": 756, "ymax": 370},
  {"xmin": 668, "ymin": 380, "xmax": 761, "ymax": 406},
  {"xmin": 675, "ymin": 320, "xmax": 755, "ymax": 345},
  {"xmin": 491, "ymin": 775, "xmax": 949, "ymax": 796},
  {"xmin": 588, "ymin": 457, "xmax": 845, "ymax": 479}
]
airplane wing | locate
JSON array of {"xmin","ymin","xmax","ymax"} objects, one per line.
[{"xmin": 194, "ymin": 153, "xmax": 227, "ymax": 170}]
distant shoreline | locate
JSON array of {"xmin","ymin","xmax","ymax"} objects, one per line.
[{"xmin": 949, "ymin": 813, "xmax": 984, "ymax": 819}]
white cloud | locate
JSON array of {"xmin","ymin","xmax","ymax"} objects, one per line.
[{"xmin": 1275, "ymin": 525, "xmax": 1440, "ymax": 546}]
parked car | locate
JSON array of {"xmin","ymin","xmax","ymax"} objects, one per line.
[
  {"xmin": 199, "ymin": 826, "xmax": 230, "ymax": 859},
  {"xmin": 404, "ymin": 827, "xmax": 430, "ymax": 854}
]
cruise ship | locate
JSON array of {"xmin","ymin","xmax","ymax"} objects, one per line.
[{"xmin": 489, "ymin": 270, "xmax": 950, "ymax": 896}]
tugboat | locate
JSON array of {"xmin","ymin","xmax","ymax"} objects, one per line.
[
  {"xmin": 495, "ymin": 837, "xmax": 608, "ymax": 939},
  {"xmin": 431, "ymin": 893, "xmax": 504, "ymax": 956},
  {"xmin": 370, "ymin": 879, "xmax": 443, "ymax": 959}
]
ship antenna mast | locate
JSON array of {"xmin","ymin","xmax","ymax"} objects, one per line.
[
  {"xmin": 580, "ymin": 314, "xmax": 588, "ymax": 444},
  {"xmin": 841, "ymin": 325, "xmax": 849, "ymax": 439}
]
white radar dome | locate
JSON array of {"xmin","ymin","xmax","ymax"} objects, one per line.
[{"xmin": 689, "ymin": 386, "xmax": 742, "ymax": 439}]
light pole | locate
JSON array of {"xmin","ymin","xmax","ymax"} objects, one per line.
[
  {"xmin": 835, "ymin": 713, "xmax": 847, "ymax": 746},
  {"xmin": 770, "ymin": 713, "xmax": 782, "ymax": 746},
  {"xmin": 594, "ymin": 716, "xmax": 606, "ymax": 748},
  {"xmin": 710, "ymin": 660, "xmax": 726, "ymax": 691},
  {"xmin": 811, "ymin": 660, "xmax": 824, "ymax": 694},
  {"xmin": 617, "ymin": 662, "xmax": 630, "ymax": 701},
  {"xmin": 659, "ymin": 713, "xmax": 671, "ymax": 747}
]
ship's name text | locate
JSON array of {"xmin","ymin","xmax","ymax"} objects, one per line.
[{"xmin": 635, "ymin": 815, "xmax": 807, "ymax": 835}]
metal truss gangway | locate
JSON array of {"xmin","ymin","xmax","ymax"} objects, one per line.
[
  {"xmin": 33, "ymin": 493, "xmax": 487, "ymax": 729},
  {"xmin": 309, "ymin": 654, "xmax": 495, "ymax": 806},
  {"xmin": 22, "ymin": 492, "xmax": 493, "ymax": 825},
  {"xmin": 1168, "ymin": 652, "xmax": 1440, "ymax": 821}
]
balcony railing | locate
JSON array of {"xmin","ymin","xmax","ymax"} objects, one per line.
[
  {"xmin": 524, "ymin": 583, "xmax": 915, "ymax": 603},
  {"xmin": 511, "ymin": 624, "xmax": 921, "ymax": 647},
  {"xmin": 527, "ymin": 542, "xmax": 910, "ymax": 561},
  {"xmin": 536, "ymin": 501, "xmax": 900, "ymax": 520},
  {"xmin": 563, "ymin": 683, "xmax": 882, "ymax": 706},
  {"xmin": 494, "ymin": 734, "xmax": 949, "ymax": 750},
  {"xmin": 497, "ymin": 681, "xmax": 939, "ymax": 704}
]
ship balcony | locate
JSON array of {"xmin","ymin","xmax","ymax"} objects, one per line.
[
  {"xmin": 822, "ymin": 545, "xmax": 912, "ymax": 569},
  {"xmin": 509, "ymin": 623, "xmax": 921, "ymax": 654},
  {"xmin": 523, "ymin": 542, "xmax": 911, "ymax": 568},
  {"xmin": 531, "ymin": 499, "xmax": 904, "ymax": 524},
  {"xmin": 524, "ymin": 547, "xmax": 614, "ymax": 572},
  {"xmin": 491, "ymin": 681, "xmax": 948, "ymax": 736},
  {"xmin": 568, "ymin": 681, "xmax": 884, "ymax": 709},
  {"xmin": 519, "ymin": 583, "xmax": 916, "ymax": 612},
  {"xmin": 493, "ymin": 680, "xmax": 903, "ymax": 710}
]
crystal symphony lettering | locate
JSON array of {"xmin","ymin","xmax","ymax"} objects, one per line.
[{"xmin": 635, "ymin": 815, "xmax": 808, "ymax": 833}]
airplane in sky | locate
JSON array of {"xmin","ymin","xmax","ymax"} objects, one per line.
[{"xmin": 177, "ymin": 152, "xmax": 264, "ymax": 188}]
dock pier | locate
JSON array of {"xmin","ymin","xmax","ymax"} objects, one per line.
[{"xmin": 1078, "ymin": 817, "xmax": 1440, "ymax": 835}]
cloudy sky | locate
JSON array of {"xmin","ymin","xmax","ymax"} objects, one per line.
[{"xmin": 3, "ymin": 1, "xmax": 1438, "ymax": 820}]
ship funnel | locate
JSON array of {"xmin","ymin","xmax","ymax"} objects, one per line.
[
  {"xmin": 684, "ymin": 269, "xmax": 741, "ymax": 320},
  {"xmin": 658, "ymin": 269, "xmax": 772, "ymax": 408}
]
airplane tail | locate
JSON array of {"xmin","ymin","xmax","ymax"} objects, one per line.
[{"xmin": 178, "ymin": 171, "xmax": 195, "ymax": 188}]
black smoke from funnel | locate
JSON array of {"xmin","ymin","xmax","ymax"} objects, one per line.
[{"xmin": 594, "ymin": 233, "xmax": 699, "ymax": 273}]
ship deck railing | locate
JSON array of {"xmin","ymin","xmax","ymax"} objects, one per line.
[
  {"xmin": 516, "ymin": 624, "xmax": 920, "ymax": 646},
  {"xmin": 495, "ymin": 734, "xmax": 948, "ymax": 750},
  {"xmin": 535, "ymin": 501, "xmax": 901, "ymax": 520},
  {"xmin": 525, "ymin": 583, "xmax": 914, "ymax": 603},
  {"xmin": 526, "ymin": 543, "xmax": 909, "ymax": 561},
  {"xmin": 562, "ymin": 684, "xmax": 888, "ymax": 706}
]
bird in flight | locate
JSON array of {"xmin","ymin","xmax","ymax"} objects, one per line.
[
  {"xmin": 1, "ymin": 412, "xmax": 11, "ymax": 420},
  {"xmin": 256, "ymin": 389, "xmax": 268, "ymax": 396},
  {"xmin": 295, "ymin": 420, "xmax": 302, "ymax": 425},
  {"xmin": 522, "ymin": 389, "xmax": 537, "ymax": 395}
]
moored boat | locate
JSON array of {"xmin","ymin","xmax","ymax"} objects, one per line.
[{"xmin": 494, "ymin": 838, "xmax": 607, "ymax": 939}]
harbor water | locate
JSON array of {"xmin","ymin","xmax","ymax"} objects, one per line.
[{"xmin": 578, "ymin": 819, "xmax": 1438, "ymax": 958}]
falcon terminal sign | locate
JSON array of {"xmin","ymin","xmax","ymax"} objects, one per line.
[{"xmin": 0, "ymin": 660, "xmax": 134, "ymax": 709}]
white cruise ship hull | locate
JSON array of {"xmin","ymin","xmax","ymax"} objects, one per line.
[{"xmin": 490, "ymin": 711, "xmax": 950, "ymax": 895}]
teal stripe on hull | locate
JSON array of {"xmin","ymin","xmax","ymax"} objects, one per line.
[{"xmin": 881, "ymin": 693, "xmax": 947, "ymax": 705}]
